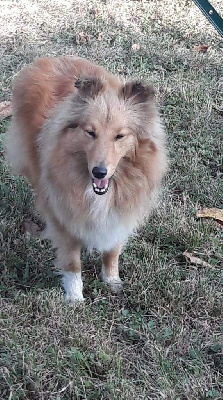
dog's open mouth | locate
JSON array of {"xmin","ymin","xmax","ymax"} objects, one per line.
[{"xmin": 92, "ymin": 178, "xmax": 109, "ymax": 195}]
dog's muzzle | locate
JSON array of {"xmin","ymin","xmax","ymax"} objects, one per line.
[{"xmin": 92, "ymin": 165, "xmax": 110, "ymax": 195}]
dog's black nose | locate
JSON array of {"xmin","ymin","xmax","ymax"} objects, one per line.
[{"xmin": 92, "ymin": 166, "xmax": 107, "ymax": 179}]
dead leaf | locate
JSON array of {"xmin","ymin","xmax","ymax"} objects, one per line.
[
  {"xmin": 194, "ymin": 45, "xmax": 210, "ymax": 53},
  {"xmin": 76, "ymin": 31, "xmax": 89, "ymax": 44},
  {"xmin": 0, "ymin": 101, "xmax": 12, "ymax": 119},
  {"xmin": 97, "ymin": 32, "xmax": 103, "ymax": 42},
  {"xmin": 89, "ymin": 8, "xmax": 99, "ymax": 18},
  {"xmin": 197, "ymin": 208, "xmax": 223, "ymax": 226},
  {"xmin": 21, "ymin": 220, "xmax": 41, "ymax": 238},
  {"xmin": 183, "ymin": 251, "xmax": 213, "ymax": 268},
  {"xmin": 131, "ymin": 43, "xmax": 141, "ymax": 51}
]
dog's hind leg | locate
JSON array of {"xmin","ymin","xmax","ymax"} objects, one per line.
[{"xmin": 101, "ymin": 245, "xmax": 123, "ymax": 294}]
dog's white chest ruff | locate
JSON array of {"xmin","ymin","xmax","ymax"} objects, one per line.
[
  {"xmin": 79, "ymin": 209, "xmax": 133, "ymax": 252},
  {"xmin": 73, "ymin": 189, "xmax": 135, "ymax": 252}
]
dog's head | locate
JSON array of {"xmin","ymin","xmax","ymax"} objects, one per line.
[{"xmin": 64, "ymin": 76, "xmax": 156, "ymax": 195}]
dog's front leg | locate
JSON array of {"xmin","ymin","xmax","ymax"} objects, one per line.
[
  {"xmin": 56, "ymin": 237, "xmax": 84, "ymax": 303},
  {"xmin": 101, "ymin": 245, "xmax": 123, "ymax": 293}
]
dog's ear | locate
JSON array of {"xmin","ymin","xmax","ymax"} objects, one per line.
[
  {"xmin": 122, "ymin": 81, "xmax": 155, "ymax": 103},
  {"xmin": 75, "ymin": 77, "xmax": 103, "ymax": 99}
]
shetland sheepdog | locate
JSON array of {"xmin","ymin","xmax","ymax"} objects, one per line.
[{"xmin": 6, "ymin": 56, "xmax": 167, "ymax": 302}]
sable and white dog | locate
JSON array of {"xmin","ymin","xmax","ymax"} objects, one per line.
[{"xmin": 6, "ymin": 56, "xmax": 167, "ymax": 302}]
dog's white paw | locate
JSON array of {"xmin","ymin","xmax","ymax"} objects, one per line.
[
  {"xmin": 100, "ymin": 267, "xmax": 123, "ymax": 294},
  {"xmin": 108, "ymin": 276, "xmax": 123, "ymax": 294},
  {"xmin": 65, "ymin": 293, "xmax": 85, "ymax": 304},
  {"xmin": 62, "ymin": 271, "xmax": 85, "ymax": 303}
]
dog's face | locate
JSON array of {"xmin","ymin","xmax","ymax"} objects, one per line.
[
  {"xmin": 76, "ymin": 122, "xmax": 135, "ymax": 195},
  {"xmin": 64, "ymin": 78, "xmax": 155, "ymax": 195}
]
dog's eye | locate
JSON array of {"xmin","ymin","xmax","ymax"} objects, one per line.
[
  {"xmin": 115, "ymin": 134, "xmax": 125, "ymax": 141},
  {"xmin": 86, "ymin": 130, "xmax": 96, "ymax": 139},
  {"xmin": 67, "ymin": 123, "xmax": 77, "ymax": 130}
]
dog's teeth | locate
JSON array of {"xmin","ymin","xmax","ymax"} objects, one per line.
[{"xmin": 92, "ymin": 181, "xmax": 109, "ymax": 195}]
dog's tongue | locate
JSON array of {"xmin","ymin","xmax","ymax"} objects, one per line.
[{"xmin": 93, "ymin": 178, "xmax": 108, "ymax": 188}]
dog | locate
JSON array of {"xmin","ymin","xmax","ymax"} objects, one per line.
[{"xmin": 6, "ymin": 56, "xmax": 167, "ymax": 302}]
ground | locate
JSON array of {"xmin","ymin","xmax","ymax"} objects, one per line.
[{"xmin": 0, "ymin": 1, "xmax": 222, "ymax": 399}]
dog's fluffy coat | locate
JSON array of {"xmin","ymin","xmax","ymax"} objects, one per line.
[{"xmin": 6, "ymin": 56, "xmax": 167, "ymax": 301}]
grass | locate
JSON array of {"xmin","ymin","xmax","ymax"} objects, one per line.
[{"xmin": 0, "ymin": 0, "xmax": 223, "ymax": 399}]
